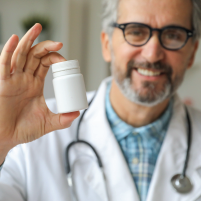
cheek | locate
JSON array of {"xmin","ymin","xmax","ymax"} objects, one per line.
[
  {"xmin": 112, "ymin": 42, "xmax": 142, "ymax": 70},
  {"xmin": 166, "ymin": 53, "xmax": 190, "ymax": 80}
]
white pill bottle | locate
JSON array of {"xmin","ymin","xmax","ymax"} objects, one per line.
[{"xmin": 52, "ymin": 60, "xmax": 88, "ymax": 113}]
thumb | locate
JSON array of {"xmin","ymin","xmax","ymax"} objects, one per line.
[{"xmin": 46, "ymin": 111, "xmax": 80, "ymax": 133}]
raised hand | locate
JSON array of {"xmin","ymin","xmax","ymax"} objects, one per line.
[{"xmin": 0, "ymin": 24, "xmax": 80, "ymax": 162}]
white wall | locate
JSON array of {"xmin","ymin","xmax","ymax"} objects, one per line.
[
  {"xmin": 0, "ymin": 0, "xmax": 69, "ymax": 53},
  {"xmin": 0, "ymin": 0, "xmax": 49, "ymax": 43},
  {"xmin": 82, "ymin": 0, "xmax": 109, "ymax": 91},
  {"xmin": 178, "ymin": 41, "xmax": 201, "ymax": 110},
  {"xmin": 68, "ymin": 0, "xmax": 109, "ymax": 92}
]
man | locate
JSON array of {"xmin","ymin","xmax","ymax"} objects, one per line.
[{"xmin": 0, "ymin": 0, "xmax": 201, "ymax": 200}]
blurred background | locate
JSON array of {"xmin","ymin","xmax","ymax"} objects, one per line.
[{"xmin": 0, "ymin": 0, "xmax": 201, "ymax": 110}]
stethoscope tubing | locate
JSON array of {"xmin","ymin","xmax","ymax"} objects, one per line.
[
  {"xmin": 65, "ymin": 140, "xmax": 103, "ymax": 174},
  {"xmin": 182, "ymin": 107, "xmax": 192, "ymax": 177}
]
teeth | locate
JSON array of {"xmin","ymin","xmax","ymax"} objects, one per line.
[{"xmin": 137, "ymin": 68, "xmax": 161, "ymax": 76}]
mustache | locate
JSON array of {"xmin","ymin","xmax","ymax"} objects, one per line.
[{"xmin": 126, "ymin": 60, "xmax": 173, "ymax": 78}]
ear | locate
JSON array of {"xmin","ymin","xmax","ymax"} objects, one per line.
[
  {"xmin": 101, "ymin": 31, "xmax": 112, "ymax": 62},
  {"xmin": 187, "ymin": 40, "xmax": 199, "ymax": 69}
]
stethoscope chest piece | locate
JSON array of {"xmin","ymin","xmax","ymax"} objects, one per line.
[{"xmin": 171, "ymin": 174, "xmax": 193, "ymax": 194}]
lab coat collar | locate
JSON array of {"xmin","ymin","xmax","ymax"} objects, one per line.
[{"xmin": 79, "ymin": 77, "xmax": 201, "ymax": 201}]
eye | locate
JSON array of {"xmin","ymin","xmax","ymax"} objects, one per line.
[
  {"xmin": 163, "ymin": 29, "xmax": 186, "ymax": 41},
  {"xmin": 126, "ymin": 27, "xmax": 149, "ymax": 37},
  {"xmin": 131, "ymin": 30, "xmax": 144, "ymax": 36},
  {"xmin": 166, "ymin": 33, "xmax": 180, "ymax": 40}
]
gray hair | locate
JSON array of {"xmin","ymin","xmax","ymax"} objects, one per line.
[
  {"xmin": 193, "ymin": 0, "xmax": 201, "ymax": 41},
  {"xmin": 102, "ymin": 0, "xmax": 201, "ymax": 41},
  {"xmin": 101, "ymin": 0, "xmax": 119, "ymax": 38}
]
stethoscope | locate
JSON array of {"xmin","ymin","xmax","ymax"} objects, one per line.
[
  {"xmin": 65, "ymin": 95, "xmax": 193, "ymax": 200},
  {"xmin": 171, "ymin": 106, "xmax": 193, "ymax": 194}
]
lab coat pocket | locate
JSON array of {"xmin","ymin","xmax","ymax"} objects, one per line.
[{"xmin": 71, "ymin": 155, "xmax": 108, "ymax": 201}]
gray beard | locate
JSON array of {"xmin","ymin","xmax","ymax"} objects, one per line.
[{"xmin": 114, "ymin": 76, "xmax": 172, "ymax": 107}]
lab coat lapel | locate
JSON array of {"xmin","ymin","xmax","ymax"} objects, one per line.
[
  {"xmin": 79, "ymin": 78, "xmax": 140, "ymax": 201},
  {"xmin": 147, "ymin": 96, "xmax": 201, "ymax": 201}
]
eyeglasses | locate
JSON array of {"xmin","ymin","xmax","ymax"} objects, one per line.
[{"xmin": 111, "ymin": 22, "xmax": 194, "ymax": 51}]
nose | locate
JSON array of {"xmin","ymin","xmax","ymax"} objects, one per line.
[{"xmin": 141, "ymin": 33, "xmax": 165, "ymax": 63}]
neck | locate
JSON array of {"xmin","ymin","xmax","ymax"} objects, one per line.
[{"xmin": 110, "ymin": 80, "xmax": 170, "ymax": 127}]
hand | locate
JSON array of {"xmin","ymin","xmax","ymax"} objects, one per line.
[{"xmin": 0, "ymin": 23, "xmax": 80, "ymax": 153}]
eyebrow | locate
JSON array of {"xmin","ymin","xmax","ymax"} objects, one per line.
[{"xmin": 122, "ymin": 22, "xmax": 192, "ymax": 29}]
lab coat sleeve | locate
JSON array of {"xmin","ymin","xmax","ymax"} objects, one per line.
[
  {"xmin": 0, "ymin": 99, "xmax": 55, "ymax": 201},
  {"xmin": 0, "ymin": 145, "xmax": 26, "ymax": 201}
]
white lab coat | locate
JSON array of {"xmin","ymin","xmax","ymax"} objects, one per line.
[{"xmin": 0, "ymin": 77, "xmax": 201, "ymax": 201}]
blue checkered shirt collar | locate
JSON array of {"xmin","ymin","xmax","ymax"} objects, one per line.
[{"xmin": 105, "ymin": 83, "xmax": 173, "ymax": 145}]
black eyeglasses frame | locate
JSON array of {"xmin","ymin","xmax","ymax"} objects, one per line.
[{"xmin": 111, "ymin": 22, "xmax": 194, "ymax": 51}]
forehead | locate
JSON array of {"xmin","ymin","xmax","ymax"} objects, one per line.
[{"xmin": 118, "ymin": 0, "xmax": 193, "ymax": 28}]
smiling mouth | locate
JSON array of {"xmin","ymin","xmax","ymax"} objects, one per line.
[{"xmin": 133, "ymin": 68, "xmax": 165, "ymax": 77}]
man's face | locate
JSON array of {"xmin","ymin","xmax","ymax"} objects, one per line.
[{"xmin": 103, "ymin": 0, "xmax": 198, "ymax": 106}]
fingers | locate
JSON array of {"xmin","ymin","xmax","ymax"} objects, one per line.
[
  {"xmin": 34, "ymin": 52, "xmax": 66, "ymax": 80},
  {"xmin": 11, "ymin": 23, "xmax": 42, "ymax": 73},
  {"xmin": 46, "ymin": 111, "xmax": 80, "ymax": 133},
  {"xmin": 0, "ymin": 35, "xmax": 19, "ymax": 80},
  {"xmin": 24, "ymin": 41, "xmax": 63, "ymax": 74}
]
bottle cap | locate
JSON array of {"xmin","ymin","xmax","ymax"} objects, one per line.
[
  {"xmin": 52, "ymin": 60, "xmax": 80, "ymax": 73},
  {"xmin": 52, "ymin": 60, "xmax": 80, "ymax": 78}
]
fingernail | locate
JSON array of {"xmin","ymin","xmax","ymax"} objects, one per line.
[
  {"xmin": 59, "ymin": 56, "xmax": 66, "ymax": 61},
  {"xmin": 31, "ymin": 23, "xmax": 38, "ymax": 30},
  {"xmin": 9, "ymin": 34, "xmax": 17, "ymax": 40}
]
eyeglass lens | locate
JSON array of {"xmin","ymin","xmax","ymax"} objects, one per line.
[{"xmin": 124, "ymin": 24, "xmax": 188, "ymax": 49}]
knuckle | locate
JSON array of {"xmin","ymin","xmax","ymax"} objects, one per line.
[
  {"xmin": 32, "ymin": 47, "xmax": 49, "ymax": 59},
  {"xmin": 18, "ymin": 47, "xmax": 27, "ymax": 57},
  {"xmin": 33, "ymin": 52, "xmax": 42, "ymax": 59},
  {"xmin": 0, "ymin": 62, "xmax": 10, "ymax": 66}
]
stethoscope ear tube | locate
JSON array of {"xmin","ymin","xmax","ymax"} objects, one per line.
[{"xmin": 67, "ymin": 172, "xmax": 78, "ymax": 201}]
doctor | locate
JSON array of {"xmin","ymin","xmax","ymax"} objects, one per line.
[{"xmin": 0, "ymin": 0, "xmax": 201, "ymax": 200}]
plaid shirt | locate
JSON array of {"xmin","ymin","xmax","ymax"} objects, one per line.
[{"xmin": 105, "ymin": 83, "xmax": 173, "ymax": 201}]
